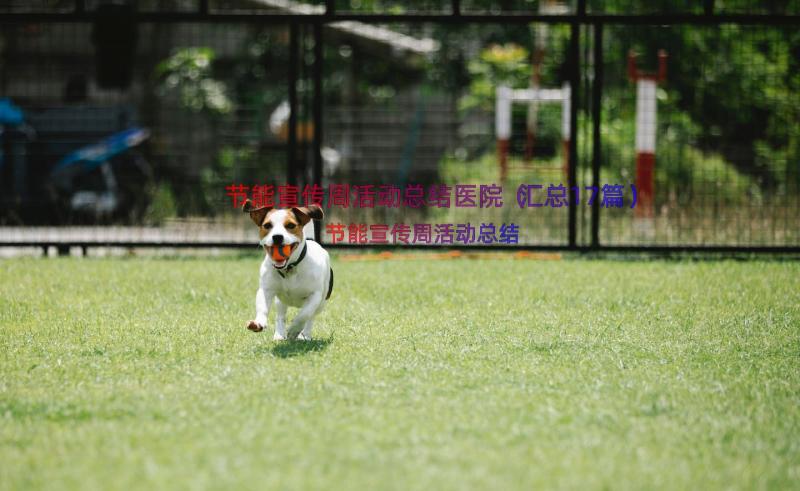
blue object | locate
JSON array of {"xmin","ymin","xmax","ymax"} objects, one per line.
[
  {"xmin": 0, "ymin": 98, "xmax": 24, "ymax": 125},
  {"xmin": 51, "ymin": 127, "xmax": 150, "ymax": 176}
]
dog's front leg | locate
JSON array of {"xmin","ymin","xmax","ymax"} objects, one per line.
[
  {"xmin": 274, "ymin": 297, "xmax": 288, "ymax": 341},
  {"xmin": 247, "ymin": 286, "xmax": 273, "ymax": 332},
  {"xmin": 286, "ymin": 291, "xmax": 323, "ymax": 341}
]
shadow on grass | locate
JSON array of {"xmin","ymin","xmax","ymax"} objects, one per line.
[{"xmin": 253, "ymin": 335, "xmax": 334, "ymax": 358}]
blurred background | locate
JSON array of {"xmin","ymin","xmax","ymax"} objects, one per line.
[{"xmin": 0, "ymin": 0, "xmax": 798, "ymax": 252}]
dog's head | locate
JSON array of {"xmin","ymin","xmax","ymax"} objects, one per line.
[{"xmin": 242, "ymin": 200, "xmax": 324, "ymax": 269}]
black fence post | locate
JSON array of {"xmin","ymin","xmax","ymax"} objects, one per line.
[
  {"xmin": 568, "ymin": 1, "xmax": 584, "ymax": 248},
  {"xmin": 313, "ymin": 22, "xmax": 324, "ymax": 242},
  {"xmin": 591, "ymin": 22, "xmax": 603, "ymax": 249},
  {"xmin": 288, "ymin": 23, "xmax": 299, "ymax": 186}
]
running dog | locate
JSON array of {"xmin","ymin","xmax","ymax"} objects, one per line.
[{"xmin": 242, "ymin": 200, "xmax": 333, "ymax": 341}]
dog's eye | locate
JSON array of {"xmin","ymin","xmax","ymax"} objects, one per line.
[
  {"xmin": 263, "ymin": 223, "xmax": 272, "ymax": 229},
  {"xmin": 286, "ymin": 223, "xmax": 296, "ymax": 229}
]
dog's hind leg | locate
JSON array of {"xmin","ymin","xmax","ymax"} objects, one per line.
[
  {"xmin": 286, "ymin": 292, "xmax": 323, "ymax": 340},
  {"xmin": 297, "ymin": 319, "xmax": 313, "ymax": 341},
  {"xmin": 274, "ymin": 297, "xmax": 288, "ymax": 341}
]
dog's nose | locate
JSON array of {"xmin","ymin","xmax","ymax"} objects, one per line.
[{"xmin": 272, "ymin": 234, "xmax": 284, "ymax": 245}]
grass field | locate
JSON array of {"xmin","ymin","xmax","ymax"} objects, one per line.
[{"xmin": 1, "ymin": 255, "xmax": 799, "ymax": 490}]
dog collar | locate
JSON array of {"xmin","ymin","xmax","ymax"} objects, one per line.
[{"xmin": 276, "ymin": 241, "xmax": 307, "ymax": 278}]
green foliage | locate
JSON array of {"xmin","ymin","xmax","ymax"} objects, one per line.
[
  {"xmin": 608, "ymin": 24, "xmax": 800, "ymax": 189},
  {"xmin": 230, "ymin": 29, "xmax": 291, "ymax": 117},
  {"xmin": 433, "ymin": 21, "xmax": 797, "ymax": 194},
  {"xmin": 142, "ymin": 182, "xmax": 178, "ymax": 225},
  {"xmin": 333, "ymin": 0, "xmax": 432, "ymax": 13},
  {"xmin": 460, "ymin": 43, "xmax": 531, "ymax": 111},
  {"xmin": 155, "ymin": 47, "xmax": 233, "ymax": 116},
  {"xmin": 598, "ymin": 100, "xmax": 757, "ymax": 204}
]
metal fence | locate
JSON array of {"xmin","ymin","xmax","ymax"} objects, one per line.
[{"xmin": 1, "ymin": 1, "xmax": 798, "ymax": 254}]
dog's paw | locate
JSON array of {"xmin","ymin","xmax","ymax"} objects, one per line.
[
  {"xmin": 296, "ymin": 333, "xmax": 312, "ymax": 341},
  {"xmin": 246, "ymin": 320, "xmax": 264, "ymax": 332},
  {"xmin": 273, "ymin": 332, "xmax": 286, "ymax": 341}
]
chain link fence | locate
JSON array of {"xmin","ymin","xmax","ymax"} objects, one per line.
[{"xmin": 1, "ymin": 1, "xmax": 798, "ymax": 253}]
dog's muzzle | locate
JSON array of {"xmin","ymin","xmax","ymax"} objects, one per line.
[{"xmin": 259, "ymin": 237, "xmax": 298, "ymax": 269}]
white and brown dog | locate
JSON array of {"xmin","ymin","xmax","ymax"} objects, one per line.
[{"xmin": 242, "ymin": 200, "xmax": 333, "ymax": 341}]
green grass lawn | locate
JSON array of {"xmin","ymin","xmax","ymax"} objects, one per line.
[{"xmin": 1, "ymin": 255, "xmax": 798, "ymax": 490}]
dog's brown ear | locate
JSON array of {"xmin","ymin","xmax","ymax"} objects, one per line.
[
  {"xmin": 291, "ymin": 204, "xmax": 324, "ymax": 226},
  {"xmin": 242, "ymin": 199, "xmax": 272, "ymax": 227},
  {"xmin": 304, "ymin": 203, "xmax": 324, "ymax": 220}
]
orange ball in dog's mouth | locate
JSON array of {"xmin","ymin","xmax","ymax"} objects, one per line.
[{"xmin": 269, "ymin": 244, "xmax": 295, "ymax": 262}]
